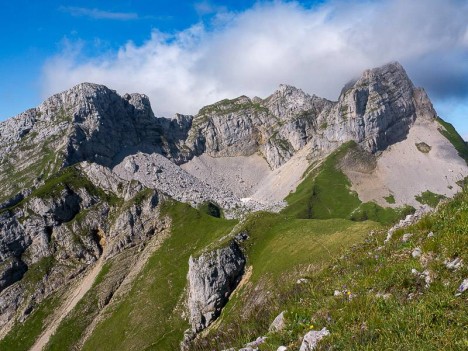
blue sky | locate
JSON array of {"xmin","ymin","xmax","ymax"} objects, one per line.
[{"xmin": 1, "ymin": 0, "xmax": 467, "ymax": 138}]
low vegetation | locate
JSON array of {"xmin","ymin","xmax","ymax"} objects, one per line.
[
  {"xmin": 79, "ymin": 201, "xmax": 237, "ymax": 351},
  {"xmin": 2, "ymin": 139, "xmax": 464, "ymax": 351},
  {"xmin": 415, "ymin": 190, "xmax": 446, "ymax": 208},
  {"xmin": 0, "ymin": 295, "xmax": 60, "ymax": 351},
  {"xmin": 416, "ymin": 142, "xmax": 432, "ymax": 153},
  {"xmin": 384, "ymin": 194, "xmax": 396, "ymax": 204},
  {"xmin": 44, "ymin": 262, "xmax": 113, "ymax": 351},
  {"xmin": 198, "ymin": 201, "xmax": 223, "ymax": 218},
  {"xmin": 261, "ymin": 186, "xmax": 468, "ymax": 350}
]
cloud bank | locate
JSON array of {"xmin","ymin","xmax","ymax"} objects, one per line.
[{"xmin": 43, "ymin": 0, "xmax": 468, "ymax": 123}]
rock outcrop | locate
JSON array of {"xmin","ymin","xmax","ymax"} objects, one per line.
[
  {"xmin": 187, "ymin": 241, "xmax": 246, "ymax": 332},
  {"xmin": 0, "ymin": 83, "xmax": 193, "ymax": 205}
]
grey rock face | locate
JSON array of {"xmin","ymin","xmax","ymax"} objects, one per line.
[
  {"xmin": 0, "ymin": 164, "xmax": 166, "ymax": 330},
  {"xmin": 187, "ymin": 241, "xmax": 246, "ymax": 332},
  {"xmin": 186, "ymin": 62, "xmax": 435, "ymax": 169},
  {"xmin": 186, "ymin": 87, "xmax": 331, "ymax": 169},
  {"xmin": 0, "ymin": 83, "xmax": 193, "ymax": 204},
  {"xmin": 456, "ymin": 278, "xmax": 468, "ymax": 295}
]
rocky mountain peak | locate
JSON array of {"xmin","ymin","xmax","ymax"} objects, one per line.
[{"xmin": 263, "ymin": 84, "xmax": 320, "ymax": 120}]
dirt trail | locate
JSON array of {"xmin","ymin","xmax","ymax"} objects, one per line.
[{"xmin": 30, "ymin": 257, "xmax": 104, "ymax": 351}]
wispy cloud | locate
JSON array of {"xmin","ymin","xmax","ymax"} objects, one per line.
[
  {"xmin": 45, "ymin": 0, "xmax": 468, "ymax": 136},
  {"xmin": 194, "ymin": 1, "xmax": 227, "ymax": 16},
  {"xmin": 60, "ymin": 6, "xmax": 138, "ymax": 20}
]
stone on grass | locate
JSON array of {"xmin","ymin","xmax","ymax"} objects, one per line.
[
  {"xmin": 269, "ymin": 311, "xmax": 286, "ymax": 332},
  {"xmin": 402, "ymin": 233, "xmax": 413, "ymax": 242},
  {"xmin": 455, "ymin": 278, "xmax": 468, "ymax": 296},
  {"xmin": 412, "ymin": 247, "xmax": 422, "ymax": 258},
  {"xmin": 445, "ymin": 257, "xmax": 463, "ymax": 271},
  {"xmin": 299, "ymin": 327, "xmax": 330, "ymax": 351},
  {"xmin": 245, "ymin": 336, "xmax": 267, "ymax": 348}
]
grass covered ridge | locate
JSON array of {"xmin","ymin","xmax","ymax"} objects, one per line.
[
  {"xmin": 282, "ymin": 142, "xmax": 414, "ymax": 225},
  {"xmin": 436, "ymin": 117, "xmax": 468, "ymax": 164},
  {"xmin": 190, "ymin": 213, "xmax": 380, "ymax": 350}
]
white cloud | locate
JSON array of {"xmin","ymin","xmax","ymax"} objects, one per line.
[
  {"xmin": 43, "ymin": 0, "xmax": 468, "ymax": 120},
  {"xmin": 194, "ymin": 1, "xmax": 227, "ymax": 16},
  {"xmin": 61, "ymin": 6, "xmax": 138, "ymax": 20}
]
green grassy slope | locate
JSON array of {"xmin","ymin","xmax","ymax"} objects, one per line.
[
  {"xmin": 190, "ymin": 214, "xmax": 380, "ymax": 350},
  {"xmin": 4, "ymin": 137, "xmax": 460, "ymax": 350},
  {"xmin": 190, "ymin": 143, "xmax": 466, "ymax": 350},
  {"xmin": 78, "ymin": 201, "xmax": 237, "ymax": 351},
  {"xmin": 436, "ymin": 117, "xmax": 468, "ymax": 164},
  {"xmin": 43, "ymin": 262, "xmax": 113, "ymax": 351},
  {"xmin": 0, "ymin": 295, "xmax": 60, "ymax": 351},
  {"xmin": 256, "ymin": 188, "xmax": 468, "ymax": 350}
]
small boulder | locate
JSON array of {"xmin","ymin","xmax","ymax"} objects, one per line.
[
  {"xmin": 411, "ymin": 268, "xmax": 432, "ymax": 288},
  {"xmin": 299, "ymin": 327, "xmax": 330, "ymax": 351},
  {"xmin": 277, "ymin": 347, "xmax": 287, "ymax": 351},
  {"xmin": 456, "ymin": 278, "xmax": 468, "ymax": 296},
  {"xmin": 445, "ymin": 257, "xmax": 463, "ymax": 271},
  {"xmin": 245, "ymin": 336, "xmax": 267, "ymax": 348},
  {"xmin": 375, "ymin": 292, "xmax": 392, "ymax": 300},
  {"xmin": 412, "ymin": 247, "xmax": 422, "ymax": 258},
  {"xmin": 402, "ymin": 233, "xmax": 413, "ymax": 242},
  {"xmin": 269, "ymin": 311, "xmax": 286, "ymax": 332}
]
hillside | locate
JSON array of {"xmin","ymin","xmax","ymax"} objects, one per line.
[
  {"xmin": 190, "ymin": 183, "xmax": 468, "ymax": 350},
  {"xmin": 0, "ymin": 62, "xmax": 467, "ymax": 350}
]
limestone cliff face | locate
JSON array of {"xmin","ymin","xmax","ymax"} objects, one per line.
[
  {"xmin": 186, "ymin": 87, "xmax": 332, "ymax": 169},
  {"xmin": 0, "ymin": 83, "xmax": 193, "ymax": 205},
  {"xmin": 186, "ymin": 62, "xmax": 436, "ymax": 169},
  {"xmin": 187, "ymin": 241, "xmax": 246, "ymax": 333},
  {"xmin": 319, "ymin": 62, "xmax": 435, "ymax": 153}
]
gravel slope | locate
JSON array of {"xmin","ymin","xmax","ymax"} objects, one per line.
[{"xmin": 343, "ymin": 117, "xmax": 468, "ymax": 207}]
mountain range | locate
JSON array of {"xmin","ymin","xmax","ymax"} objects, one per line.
[{"xmin": 0, "ymin": 62, "xmax": 467, "ymax": 351}]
